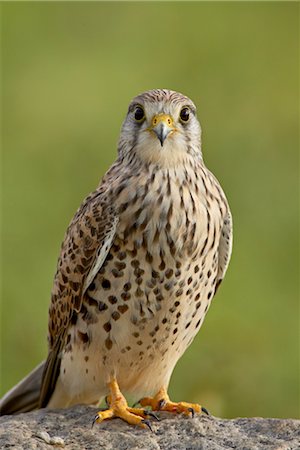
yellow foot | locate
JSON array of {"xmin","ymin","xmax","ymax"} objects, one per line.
[
  {"xmin": 139, "ymin": 387, "xmax": 209, "ymax": 417},
  {"xmin": 92, "ymin": 379, "xmax": 158, "ymax": 430}
]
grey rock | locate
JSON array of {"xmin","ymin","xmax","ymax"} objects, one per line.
[{"xmin": 0, "ymin": 405, "xmax": 299, "ymax": 450}]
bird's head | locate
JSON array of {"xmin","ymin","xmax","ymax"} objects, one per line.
[{"xmin": 118, "ymin": 89, "xmax": 202, "ymax": 167}]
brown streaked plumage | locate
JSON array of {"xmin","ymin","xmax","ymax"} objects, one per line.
[{"xmin": 0, "ymin": 89, "xmax": 232, "ymax": 428}]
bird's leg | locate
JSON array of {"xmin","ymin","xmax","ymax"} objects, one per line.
[
  {"xmin": 139, "ymin": 387, "xmax": 209, "ymax": 417},
  {"xmin": 93, "ymin": 378, "xmax": 155, "ymax": 429}
]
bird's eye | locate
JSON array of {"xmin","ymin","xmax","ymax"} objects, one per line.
[
  {"xmin": 134, "ymin": 106, "xmax": 145, "ymax": 122},
  {"xmin": 179, "ymin": 107, "xmax": 190, "ymax": 123}
]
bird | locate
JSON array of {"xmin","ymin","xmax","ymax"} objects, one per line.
[{"xmin": 0, "ymin": 89, "xmax": 232, "ymax": 429}]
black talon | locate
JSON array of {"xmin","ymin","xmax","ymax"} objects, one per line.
[
  {"xmin": 157, "ymin": 399, "xmax": 166, "ymax": 410},
  {"xmin": 92, "ymin": 414, "xmax": 99, "ymax": 428},
  {"xmin": 188, "ymin": 407, "xmax": 195, "ymax": 418},
  {"xmin": 144, "ymin": 410, "xmax": 160, "ymax": 421},
  {"xmin": 142, "ymin": 419, "xmax": 153, "ymax": 432},
  {"xmin": 201, "ymin": 406, "xmax": 210, "ymax": 416}
]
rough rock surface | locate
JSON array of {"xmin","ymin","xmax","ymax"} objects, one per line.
[{"xmin": 0, "ymin": 405, "xmax": 299, "ymax": 450}]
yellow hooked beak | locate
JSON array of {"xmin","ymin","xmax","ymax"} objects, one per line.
[{"xmin": 149, "ymin": 114, "xmax": 176, "ymax": 147}]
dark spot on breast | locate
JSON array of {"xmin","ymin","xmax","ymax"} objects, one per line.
[
  {"xmin": 194, "ymin": 293, "xmax": 200, "ymax": 301},
  {"xmin": 121, "ymin": 292, "xmax": 131, "ymax": 301},
  {"xmin": 103, "ymin": 322, "xmax": 111, "ymax": 332},
  {"xmin": 131, "ymin": 259, "xmax": 140, "ymax": 268},
  {"xmin": 118, "ymin": 304, "xmax": 129, "ymax": 314},
  {"xmin": 165, "ymin": 269, "xmax": 173, "ymax": 279},
  {"xmin": 102, "ymin": 279, "xmax": 111, "ymax": 289},
  {"xmin": 108, "ymin": 296, "xmax": 117, "ymax": 304},
  {"xmin": 112, "ymin": 268, "xmax": 123, "ymax": 278},
  {"xmin": 124, "ymin": 282, "xmax": 131, "ymax": 291},
  {"xmin": 152, "ymin": 270, "xmax": 159, "ymax": 279},
  {"xmin": 146, "ymin": 252, "xmax": 153, "ymax": 263},
  {"xmin": 159, "ymin": 260, "xmax": 166, "ymax": 270},
  {"xmin": 105, "ymin": 338, "xmax": 113, "ymax": 350},
  {"xmin": 112, "ymin": 311, "xmax": 120, "ymax": 321},
  {"xmin": 128, "ymin": 248, "xmax": 137, "ymax": 258},
  {"xmin": 169, "ymin": 240, "xmax": 176, "ymax": 256},
  {"xmin": 115, "ymin": 261, "xmax": 126, "ymax": 270},
  {"xmin": 134, "ymin": 267, "xmax": 145, "ymax": 277},
  {"xmin": 135, "ymin": 287, "xmax": 143, "ymax": 297},
  {"xmin": 118, "ymin": 251, "xmax": 127, "ymax": 261},
  {"xmin": 78, "ymin": 331, "xmax": 89, "ymax": 343},
  {"xmin": 164, "ymin": 282, "xmax": 173, "ymax": 291}
]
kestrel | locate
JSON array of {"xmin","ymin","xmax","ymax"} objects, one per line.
[{"xmin": 1, "ymin": 89, "xmax": 232, "ymax": 429}]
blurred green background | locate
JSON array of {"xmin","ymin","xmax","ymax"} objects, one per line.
[{"xmin": 1, "ymin": 3, "xmax": 299, "ymax": 419}]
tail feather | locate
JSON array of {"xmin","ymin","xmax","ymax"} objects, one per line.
[{"xmin": 0, "ymin": 361, "xmax": 45, "ymax": 415}]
